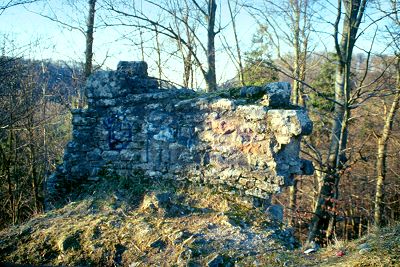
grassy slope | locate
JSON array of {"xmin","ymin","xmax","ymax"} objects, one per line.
[
  {"xmin": 251, "ymin": 223, "xmax": 400, "ymax": 266},
  {"xmin": 0, "ymin": 175, "xmax": 399, "ymax": 266}
]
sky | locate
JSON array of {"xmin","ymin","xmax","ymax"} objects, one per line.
[
  {"xmin": 0, "ymin": 0, "xmax": 259, "ymax": 86},
  {"xmin": 1, "ymin": 1, "xmax": 121, "ymax": 66},
  {"xmin": 0, "ymin": 0, "xmax": 393, "ymax": 88}
]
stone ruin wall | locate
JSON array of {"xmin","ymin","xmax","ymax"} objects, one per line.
[{"xmin": 49, "ymin": 61, "xmax": 313, "ymax": 204}]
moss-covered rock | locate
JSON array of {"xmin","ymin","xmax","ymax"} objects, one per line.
[{"xmin": 58, "ymin": 230, "xmax": 82, "ymax": 252}]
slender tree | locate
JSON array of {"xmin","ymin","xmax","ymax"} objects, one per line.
[
  {"xmin": 374, "ymin": 55, "xmax": 400, "ymax": 227},
  {"xmin": 374, "ymin": 0, "xmax": 400, "ymax": 227},
  {"xmin": 221, "ymin": 0, "xmax": 245, "ymax": 86},
  {"xmin": 247, "ymin": 0, "xmax": 315, "ymax": 229},
  {"xmin": 172, "ymin": 0, "xmax": 196, "ymax": 88},
  {"xmin": 307, "ymin": 0, "xmax": 368, "ymax": 245},
  {"xmin": 247, "ymin": 0, "xmax": 314, "ymax": 105},
  {"xmin": 107, "ymin": 0, "xmax": 220, "ymax": 91},
  {"xmin": 84, "ymin": 0, "xmax": 96, "ymax": 79},
  {"xmin": 203, "ymin": 0, "xmax": 217, "ymax": 91}
]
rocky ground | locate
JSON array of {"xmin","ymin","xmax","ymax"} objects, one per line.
[
  {"xmin": 0, "ymin": 175, "xmax": 297, "ymax": 266},
  {"xmin": 0, "ymin": 175, "xmax": 399, "ymax": 266}
]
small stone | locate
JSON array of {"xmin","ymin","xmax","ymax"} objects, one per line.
[
  {"xmin": 153, "ymin": 127, "xmax": 176, "ymax": 142},
  {"xmin": 359, "ymin": 247, "xmax": 371, "ymax": 254},
  {"xmin": 173, "ymin": 230, "xmax": 192, "ymax": 244},
  {"xmin": 304, "ymin": 247, "xmax": 318, "ymax": 254},
  {"xmin": 210, "ymin": 98, "xmax": 236, "ymax": 111},
  {"xmin": 141, "ymin": 192, "xmax": 173, "ymax": 212},
  {"xmin": 358, "ymin": 243, "xmax": 370, "ymax": 250},
  {"xmin": 358, "ymin": 243, "xmax": 371, "ymax": 254},
  {"xmin": 177, "ymin": 248, "xmax": 193, "ymax": 265},
  {"xmin": 150, "ymin": 238, "xmax": 166, "ymax": 250},
  {"xmin": 58, "ymin": 231, "xmax": 82, "ymax": 252},
  {"xmin": 236, "ymin": 105, "xmax": 267, "ymax": 121},
  {"xmin": 207, "ymin": 254, "xmax": 224, "ymax": 267},
  {"xmin": 267, "ymin": 204, "xmax": 284, "ymax": 222},
  {"xmin": 304, "ymin": 241, "xmax": 319, "ymax": 254},
  {"xmin": 87, "ymin": 148, "xmax": 102, "ymax": 160}
]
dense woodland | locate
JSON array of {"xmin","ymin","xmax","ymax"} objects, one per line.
[{"xmin": 1, "ymin": 0, "xmax": 400, "ymax": 248}]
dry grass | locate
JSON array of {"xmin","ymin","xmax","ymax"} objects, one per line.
[
  {"xmin": 0, "ymin": 175, "xmax": 399, "ymax": 266},
  {"xmin": 0, "ymin": 177, "xmax": 289, "ymax": 266}
]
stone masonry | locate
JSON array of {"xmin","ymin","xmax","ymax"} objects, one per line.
[{"xmin": 48, "ymin": 61, "xmax": 313, "ymax": 203}]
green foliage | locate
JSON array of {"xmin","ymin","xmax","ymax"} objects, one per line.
[
  {"xmin": 309, "ymin": 54, "xmax": 336, "ymax": 112},
  {"xmin": 233, "ymin": 24, "xmax": 278, "ymax": 87},
  {"xmin": 242, "ymin": 49, "xmax": 279, "ymax": 86}
]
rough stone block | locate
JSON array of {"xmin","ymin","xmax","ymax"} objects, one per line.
[
  {"xmin": 236, "ymin": 105, "xmax": 267, "ymax": 121},
  {"xmin": 49, "ymin": 61, "xmax": 314, "ymax": 206},
  {"xmin": 261, "ymin": 82, "xmax": 292, "ymax": 108},
  {"xmin": 268, "ymin": 109, "xmax": 313, "ymax": 144},
  {"xmin": 153, "ymin": 127, "xmax": 176, "ymax": 142},
  {"xmin": 87, "ymin": 148, "xmax": 102, "ymax": 160},
  {"xmin": 120, "ymin": 150, "xmax": 140, "ymax": 162},
  {"xmin": 117, "ymin": 61, "xmax": 148, "ymax": 77},
  {"xmin": 101, "ymin": 150, "xmax": 120, "ymax": 161},
  {"xmin": 239, "ymin": 86, "xmax": 263, "ymax": 98},
  {"xmin": 210, "ymin": 98, "xmax": 236, "ymax": 111}
]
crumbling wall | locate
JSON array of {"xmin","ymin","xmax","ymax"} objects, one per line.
[{"xmin": 49, "ymin": 61, "xmax": 313, "ymax": 202}]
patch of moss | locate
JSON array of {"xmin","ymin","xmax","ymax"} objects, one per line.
[{"xmin": 58, "ymin": 230, "xmax": 82, "ymax": 252}]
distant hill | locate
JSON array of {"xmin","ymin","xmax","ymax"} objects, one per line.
[{"xmin": 0, "ymin": 56, "xmax": 84, "ymax": 103}]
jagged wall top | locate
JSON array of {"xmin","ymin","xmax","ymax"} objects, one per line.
[{"xmin": 49, "ymin": 61, "xmax": 313, "ymax": 203}]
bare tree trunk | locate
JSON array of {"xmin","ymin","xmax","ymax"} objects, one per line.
[
  {"xmin": 288, "ymin": 0, "xmax": 310, "ymax": 228},
  {"xmin": 80, "ymin": 0, "xmax": 96, "ymax": 108},
  {"xmin": 288, "ymin": 177, "xmax": 298, "ymax": 227},
  {"xmin": 41, "ymin": 67, "xmax": 49, "ymax": 205},
  {"xmin": 374, "ymin": 56, "xmax": 400, "ymax": 227},
  {"xmin": 292, "ymin": 0, "xmax": 302, "ymax": 105},
  {"xmin": 28, "ymin": 127, "xmax": 40, "ymax": 214},
  {"xmin": 27, "ymin": 83, "xmax": 42, "ymax": 214},
  {"xmin": 6, "ymin": 131, "xmax": 16, "ymax": 224},
  {"xmin": 155, "ymin": 25, "xmax": 162, "ymax": 82},
  {"xmin": 344, "ymin": 213, "xmax": 348, "ymax": 240},
  {"xmin": 227, "ymin": 0, "xmax": 245, "ymax": 86},
  {"xmin": 308, "ymin": 59, "xmax": 352, "ymax": 245},
  {"xmin": 205, "ymin": 0, "xmax": 217, "ymax": 92},
  {"xmin": 307, "ymin": 0, "xmax": 367, "ymax": 245},
  {"xmin": 84, "ymin": 0, "xmax": 96, "ymax": 79},
  {"xmin": 174, "ymin": 1, "xmax": 193, "ymax": 88}
]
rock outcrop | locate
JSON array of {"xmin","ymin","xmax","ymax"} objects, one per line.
[{"xmin": 48, "ymin": 61, "xmax": 313, "ymax": 204}]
